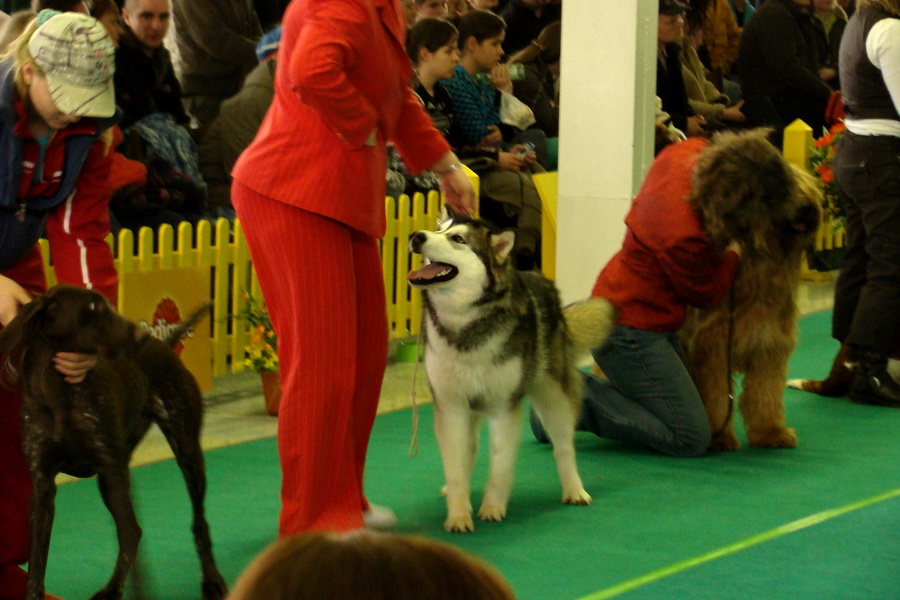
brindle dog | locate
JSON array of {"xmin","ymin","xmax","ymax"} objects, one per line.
[{"xmin": 0, "ymin": 285, "xmax": 226, "ymax": 600}]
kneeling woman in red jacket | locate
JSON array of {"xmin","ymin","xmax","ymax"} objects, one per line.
[{"xmin": 531, "ymin": 134, "xmax": 796, "ymax": 458}]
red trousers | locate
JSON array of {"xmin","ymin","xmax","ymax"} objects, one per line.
[
  {"xmin": 0, "ymin": 248, "xmax": 47, "ymax": 600},
  {"xmin": 232, "ymin": 183, "xmax": 388, "ymax": 534}
]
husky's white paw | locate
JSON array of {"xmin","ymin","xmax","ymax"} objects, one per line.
[
  {"xmin": 444, "ymin": 515, "xmax": 475, "ymax": 533},
  {"xmin": 786, "ymin": 378, "xmax": 806, "ymax": 390},
  {"xmin": 477, "ymin": 503, "xmax": 507, "ymax": 522},
  {"xmin": 562, "ymin": 488, "xmax": 592, "ymax": 506}
]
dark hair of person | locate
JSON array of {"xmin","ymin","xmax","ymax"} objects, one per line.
[
  {"xmin": 31, "ymin": 0, "xmax": 92, "ymax": 12},
  {"xmin": 227, "ymin": 531, "xmax": 517, "ymax": 600},
  {"xmin": 685, "ymin": 0, "xmax": 709, "ymax": 32},
  {"xmin": 455, "ymin": 8, "xmax": 505, "ymax": 49},
  {"xmin": 406, "ymin": 17, "xmax": 459, "ymax": 65},
  {"xmin": 89, "ymin": 0, "xmax": 118, "ymax": 19},
  {"xmin": 508, "ymin": 20, "xmax": 560, "ymax": 66}
]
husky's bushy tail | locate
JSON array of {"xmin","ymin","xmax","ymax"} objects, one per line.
[{"xmin": 564, "ymin": 298, "xmax": 615, "ymax": 352}]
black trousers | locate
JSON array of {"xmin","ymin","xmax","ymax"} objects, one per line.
[{"xmin": 831, "ymin": 131, "xmax": 900, "ymax": 353}]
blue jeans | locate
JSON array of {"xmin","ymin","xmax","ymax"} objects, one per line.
[{"xmin": 582, "ymin": 324, "xmax": 711, "ymax": 457}]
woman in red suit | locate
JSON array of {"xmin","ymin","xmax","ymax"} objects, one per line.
[{"xmin": 232, "ymin": 0, "xmax": 476, "ymax": 535}]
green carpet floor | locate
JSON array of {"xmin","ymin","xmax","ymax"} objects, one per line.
[{"xmin": 41, "ymin": 311, "xmax": 900, "ymax": 599}]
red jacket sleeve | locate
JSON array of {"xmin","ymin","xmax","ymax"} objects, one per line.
[
  {"xmin": 288, "ymin": 0, "xmax": 379, "ymax": 149},
  {"xmin": 45, "ymin": 138, "xmax": 118, "ymax": 305}
]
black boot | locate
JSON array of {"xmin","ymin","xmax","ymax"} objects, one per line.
[{"xmin": 849, "ymin": 349, "xmax": 900, "ymax": 408}]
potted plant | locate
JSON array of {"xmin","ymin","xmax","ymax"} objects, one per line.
[
  {"xmin": 236, "ymin": 294, "xmax": 280, "ymax": 415},
  {"xmin": 808, "ymin": 122, "xmax": 847, "ymax": 271}
]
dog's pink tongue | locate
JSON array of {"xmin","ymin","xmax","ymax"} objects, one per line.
[{"xmin": 408, "ymin": 263, "xmax": 446, "ymax": 281}]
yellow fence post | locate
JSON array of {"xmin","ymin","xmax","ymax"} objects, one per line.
[
  {"xmin": 783, "ymin": 119, "xmax": 832, "ymax": 282},
  {"xmin": 532, "ymin": 171, "xmax": 559, "ymax": 281}
]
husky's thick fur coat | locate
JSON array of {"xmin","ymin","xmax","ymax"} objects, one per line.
[{"xmin": 409, "ymin": 210, "xmax": 614, "ymax": 532}]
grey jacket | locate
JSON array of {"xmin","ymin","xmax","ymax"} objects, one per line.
[{"xmin": 173, "ymin": 0, "xmax": 262, "ymax": 97}]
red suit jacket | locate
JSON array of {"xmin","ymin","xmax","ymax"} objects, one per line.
[
  {"xmin": 592, "ymin": 138, "xmax": 740, "ymax": 332},
  {"xmin": 232, "ymin": 0, "xmax": 451, "ymax": 239}
]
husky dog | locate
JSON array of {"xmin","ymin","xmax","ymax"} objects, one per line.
[{"xmin": 408, "ymin": 209, "xmax": 614, "ymax": 533}]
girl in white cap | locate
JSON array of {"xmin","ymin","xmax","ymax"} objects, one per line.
[{"xmin": 0, "ymin": 10, "xmax": 118, "ymax": 600}]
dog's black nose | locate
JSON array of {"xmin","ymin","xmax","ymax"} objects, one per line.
[{"xmin": 410, "ymin": 231, "xmax": 427, "ymax": 245}]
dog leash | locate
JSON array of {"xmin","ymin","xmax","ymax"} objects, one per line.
[
  {"xmin": 713, "ymin": 285, "xmax": 736, "ymax": 439},
  {"xmin": 408, "ymin": 328, "xmax": 423, "ymax": 459}
]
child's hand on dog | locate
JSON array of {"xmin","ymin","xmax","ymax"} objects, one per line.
[{"xmin": 53, "ymin": 352, "xmax": 98, "ymax": 384}]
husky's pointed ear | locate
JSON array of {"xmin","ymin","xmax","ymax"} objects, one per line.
[
  {"xmin": 490, "ymin": 230, "xmax": 516, "ymax": 265},
  {"xmin": 0, "ymin": 295, "xmax": 47, "ymax": 357},
  {"xmin": 438, "ymin": 204, "xmax": 455, "ymax": 227}
]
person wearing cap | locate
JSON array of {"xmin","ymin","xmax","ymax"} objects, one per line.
[
  {"xmin": 658, "ymin": 0, "xmax": 711, "ymax": 138},
  {"xmin": 0, "ymin": 10, "xmax": 119, "ymax": 600}
]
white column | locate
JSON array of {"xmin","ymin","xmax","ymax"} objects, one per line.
[{"xmin": 555, "ymin": 0, "xmax": 657, "ymax": 303}]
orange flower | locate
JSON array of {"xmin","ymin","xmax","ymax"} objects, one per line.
[
  {"xmin": 815, "ymin": 134, "xmax": 833, "ymax": 148},
  {"xmin": 817, "ymin": 165, "xmax": 834, "ymax": 183}
]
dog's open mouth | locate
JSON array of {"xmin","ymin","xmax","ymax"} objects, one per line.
[{"xmin": 408, "ymin": 260, "xmax": 459, "ymax": 285}]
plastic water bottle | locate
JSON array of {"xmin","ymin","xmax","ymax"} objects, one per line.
[{"xmin": 508, "ymin": 63, "xmax": 526, "ymax": 81}]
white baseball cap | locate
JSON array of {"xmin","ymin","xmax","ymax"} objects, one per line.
[{"xmin": 28, "ymin": 11, "xmax": 116, "ymax": 118}]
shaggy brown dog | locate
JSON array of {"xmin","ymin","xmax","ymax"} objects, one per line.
[{"xmin": 680, "ymin": 130, "xmax": 822, "ymax": 451}]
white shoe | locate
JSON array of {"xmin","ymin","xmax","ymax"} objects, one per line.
[{"xmin": 363, "ymin": 503, "xmax": 398, "ymax": 530}]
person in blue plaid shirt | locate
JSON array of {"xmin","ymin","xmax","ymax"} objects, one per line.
[{"xmin": 441, "ymin": 9, "xmax": 549, "ymax": 169}]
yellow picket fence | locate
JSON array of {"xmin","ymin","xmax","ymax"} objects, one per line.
[
  {"xmin": 40, "ymin": 219, "xmax": 260, "ymax": 387},
  {"xmin": 782, "ymin": 119, "xmax": 848, "ymax": 278},
  {"xmin": 382, "ymin": 190, "xmax": 444, "ymax": 342},
  {"xmin": 36, "ymin": 191, "xmax": 446, "ymax": 384}
]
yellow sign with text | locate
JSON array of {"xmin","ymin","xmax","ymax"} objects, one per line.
[{"xmin": 118, "ymin": 267, "xmax": 213, "ymax": 391}]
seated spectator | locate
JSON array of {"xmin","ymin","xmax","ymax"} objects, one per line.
[
  {"xmin": 400, "ymin": 0, "xmax": 419, "ymax": 28},
  {"xmin": 412, "ymin": 17, "xmax": 545, "ymax": 269},
  {"xmin": 657, "ymin": 0, "xmax": 710, "ymax": 138},
  {"xmin": 200, "ymin": 26, "xmax": 281, "ymax": 216},
  {"xmin": 738, "ymin": 0, "xmax": 835, "ymax": 134},
  {"xmin": 441, "ymin": 10, "xmax": 549, "ymax": 166},
  {"xmin": 811, "ymin": 0, "xmax": 848, "ymax": 89},
  {"xmin": 117, "ymin": 0, "xmax": 189, "ymax": 129},
  {"xmin": 507, "ymin": 20, "xmax": 560, "ymax": 138},
  {"xmin": 0, "ymin": 9, "xmax": 35, "ymax": 50},
  {"xmin": 679, "ymin": 31, "xmax": 747, "ymax": 127},
  {"xmin": 92, "ymin": 0, "xmax": 205, "ymax": 236},
  {"xmin": 171, "ymin": 0, "xmax": 263, "ymax": 133},
  {"xmin": 500, "ymin": 0, "xmax": 560, "ymax": 56},
  {"xmin": 414, "ymin": 0, "xmax": 450, "ymax": 21},
  {"xmin": 228, "ymin": 531, "xmax": 516, "ymax": 600},
  {"xmin": 688, "ymin": 0, "xmax": 741, "ymax": 91}
]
